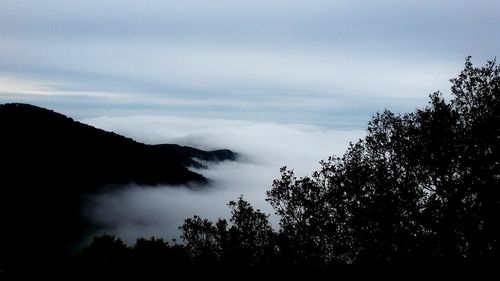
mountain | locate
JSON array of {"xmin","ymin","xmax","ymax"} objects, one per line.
[
  {"xmin": 154, "ymin": 144, "xmax": 238, "ymax": 169},
  {"xmin": 0, "ymin": 103, "xmax": 237, "ymax": 274},
  {"xmin": 0, "ymin": 103, "xmax": 237, "ymax": 187}
]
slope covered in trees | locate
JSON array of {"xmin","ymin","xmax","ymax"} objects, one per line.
[
  {"xmin": 0, "ymin": 103, "xmax": 237, "ymax": 187},
  {"xmin": 0, "ymin": 103, "xmax": 237, "ymax": 277}
]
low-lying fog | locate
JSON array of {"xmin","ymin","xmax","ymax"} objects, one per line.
[{"xmin": 82, "ymin": 116, "xmax": 364, "ymax": 243}]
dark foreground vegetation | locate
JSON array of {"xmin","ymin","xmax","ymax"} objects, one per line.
[{"xmin": 1, "ymin": 57, "xmax": 499, "ymax": 279}]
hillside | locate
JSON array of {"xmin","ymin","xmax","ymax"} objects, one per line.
[
  {"xmin": 0, "ymin": 103, "xmax": 237, "ymax": 273},
  {"xmin": 0, "ymin": 103, "xmax": 237, "ymax": 187}
]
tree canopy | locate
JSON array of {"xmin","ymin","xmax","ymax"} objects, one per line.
[{"xmin": 267, "ymin": 57, "xmax": 500, "ymax": 265}]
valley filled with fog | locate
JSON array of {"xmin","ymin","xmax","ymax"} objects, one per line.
[{"xmin": 82, "ymin": 116, "xmax": 364, "ymax": 243}]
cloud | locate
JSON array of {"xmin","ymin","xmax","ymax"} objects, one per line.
[
  {"xmin": 3, "ymin": 1, "xmax": 498, "ymax": 50},
  {"xmin": 0, "ymin": 76, "xmax": 127, "ymax": 100},
  {"xmin": 81, "ymin": 116, "xmax": 365, "ymax": 243}
]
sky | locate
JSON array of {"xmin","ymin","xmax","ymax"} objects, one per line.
[
  {"xmin": 1, "ymin": 0, "xmax": 498, "ymax": 127},
  {"xmin": 1, "ymin": 1, "xmax": 498, "ymax": 242}
]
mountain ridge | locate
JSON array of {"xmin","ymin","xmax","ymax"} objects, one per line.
[
  {"xmin": 0, "ymin": 102, "xmax": 237, "ymax": 271},
  {"xmin": 0, "ymin": 102, "xmax": 237, "ymax": 187}
]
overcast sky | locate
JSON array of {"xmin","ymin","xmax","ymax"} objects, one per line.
[{"xmin": 1, "ymin": 0, "xmax": 498, "ymax": 127}]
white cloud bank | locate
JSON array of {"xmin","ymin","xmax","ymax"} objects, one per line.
[{"xmin": 81, "ymin": 116, "xmax": 365, "ymax": 243}]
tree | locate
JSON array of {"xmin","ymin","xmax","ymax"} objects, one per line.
[
  {"xmin": 179, "ymin": 215, "xmax": 221, "ymax": 263},
  {"xmin": 179, "ymin": 196, "xmax": 276, "ymax": 278},
  {"xmin": 266, "ymin": 57, "xmax": 500, "ymax": 265},
  {"xmin": 71, "ymin": 234, "xmax": 131, "ymax": 279},
  {"xmin": 226, "ymin": 196, "xmax": 276, "ymax": 268}
]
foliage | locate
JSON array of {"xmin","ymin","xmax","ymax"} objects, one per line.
[
  {"xmin": 266, "ymin": 57, "xmax": 500, "ymax": 265},
  {"xmin": 179, "ymin": 196, "xmax": 276, "ymax": 278}
]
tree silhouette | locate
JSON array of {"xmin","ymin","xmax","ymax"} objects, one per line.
[
  {"xmin": 266, "ymin": 57, "xmax": 500, "ymax": 267},
  {"xmin": 71, "ymin": 234, "xmax": 131, "ymax": 279},
  {"xmin": 179, "ymin": 196, "xmax": 276, "ymax": 279},
  {"xmin": 179, "ymin": 215, "xmax": 221, "ymax": 265}
]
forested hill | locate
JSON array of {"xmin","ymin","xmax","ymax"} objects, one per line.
[
  {"xmin": 0, "ymin": 103, "xmax": 237, "ymax": 187},
  {"xmin": 0, "ymin": 103, "xmax": 237, "ymax": 274}
]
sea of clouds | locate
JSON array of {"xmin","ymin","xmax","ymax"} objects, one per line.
[{"xmin": 81, "ymin": 116, "xmax": 365, "ymax": 243}]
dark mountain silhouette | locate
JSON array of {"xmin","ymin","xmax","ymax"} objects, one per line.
[
  {"xmin": 0, "ymin": 103, "xmax": 237, "ymax": 187},
  {"xmin": 155, "ymin": 144, "xmax": 238, "ymax": 169},
  {"xmin": 0, "ymin": 103, "xmax": 237, "ymax": 276}
]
